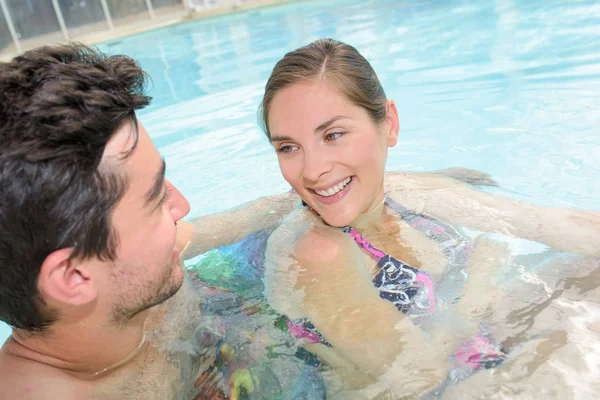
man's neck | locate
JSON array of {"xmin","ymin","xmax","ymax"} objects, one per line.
[{"xmin": 8, "ymin": 311, "xmax": 149, "ymax": 380}]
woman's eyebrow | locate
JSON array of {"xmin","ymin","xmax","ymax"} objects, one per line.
[
  {"xmin": 270, "ymin": 116, "xmax": 349, "ymax": 142},
  {"xmin": 314, "ymin": 115, "xmax": 347, "ymax": 132}
]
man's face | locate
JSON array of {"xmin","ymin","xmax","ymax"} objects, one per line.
[{"xmin": 102, "ymin": 120, "xmax": 191, "ymax": 322}]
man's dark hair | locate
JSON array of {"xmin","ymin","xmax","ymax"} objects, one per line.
[{"xmin": 0, "ymin": 43, "xmax": 151, "ymax": 331}]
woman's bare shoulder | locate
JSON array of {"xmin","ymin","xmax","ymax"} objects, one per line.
[
  {"xmin": 266, "ymin": 208, "xmax": 361, "ymax": 283},
  {"xmin": 271, "ymin": 209, "xmax": 354, "ymax": 260}
]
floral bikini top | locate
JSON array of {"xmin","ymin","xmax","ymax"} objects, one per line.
[
  {"xmin": 285, "ymin": 198, "xmax": 507, "ymax": 374},
  {"xmin": 286, "ymin": 197, "xmax": 471, "ymax": 347},
  {"xmin": 343, "ymin": 225, "xmax": 436, "ymax": 316}
]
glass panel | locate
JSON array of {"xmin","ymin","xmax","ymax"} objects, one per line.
[
  {"xmin": 152, "ymin": 0, "xmax": 182, "ymax": 8},
  {"xmin": 60, "ymin": 0, "xmax": 108, "ymax": 35},
  {"xmin": 107, "ymin": 0, "xmax": 149, "ymax": 22},
  {"xmin": 0, "ymin": 8, "xmax": 12, "ymax": 52},
  {"xmin": 6, "ymin": 0, "xmax": 60, "ymax": 40}
]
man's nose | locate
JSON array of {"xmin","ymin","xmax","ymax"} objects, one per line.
[{"xmin": 165, "ymin": 179, "xmax": 190, "ymax": 221}]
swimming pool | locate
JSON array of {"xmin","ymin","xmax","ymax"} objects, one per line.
[
  {"xmin": 102, "ymin": 0, "xmax": 599, "ymax": 214},
  {"xmin": 1, "ymin": 0, "xmax": 598, "ymax": 394}
]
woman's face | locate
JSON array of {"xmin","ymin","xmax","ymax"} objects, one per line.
[{"xmin": 268, "ymin": 80, "xmax": 399, "ymax": 227}]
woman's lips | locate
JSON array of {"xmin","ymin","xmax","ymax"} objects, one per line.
[{"xmin": 313, "ymin": 177, "xmax": 354, "ymax": 205}]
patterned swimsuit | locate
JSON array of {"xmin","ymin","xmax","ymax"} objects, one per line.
[{"xmin": 285, "ymin": 198, "xmax": 506, "ymax": 393}]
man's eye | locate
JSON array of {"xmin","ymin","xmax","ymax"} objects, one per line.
[
  {"xmin": 159, "ymin": 186, "xmax": 172, "ymax": 205},
  {"xmin": 324, "ymin": 132, "xmax": 343, "ymax": 142}
]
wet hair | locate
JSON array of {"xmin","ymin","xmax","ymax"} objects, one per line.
[
  {"xmin": 259, "ymin": 38, "xmax": 387, "ymax": 138},
  {"xmin": 0, "ymin": 43, "xmax": 151, "ymax": 331}
]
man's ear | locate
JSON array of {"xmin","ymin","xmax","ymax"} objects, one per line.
[
  {"xmin": 385, "ymin": 100, "xmax": 399, "ymax": 147},
  {"xmin": 38, "ymin": 248, "xmax": 98, "ymax": 306}
]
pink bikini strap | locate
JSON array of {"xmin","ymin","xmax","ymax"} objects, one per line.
[{"xmin": 343, "ymin": 226, "xmax": 386, "ymax": 262}]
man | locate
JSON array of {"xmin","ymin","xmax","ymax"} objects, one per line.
[
  {"xmin": 0, "ymin": 43, "xmax": 498, "ymax": 399},
  {"xmin": 0, "ymin": 43, "xmax": 230, "ymax": 399},
  {"xmin": 0, "ymin": 42, "xmax": 340, "ymax": 400}
]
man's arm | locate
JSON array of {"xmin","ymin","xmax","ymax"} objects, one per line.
[
  {"xmin": 387, "ymin": 173, "xmax": 600, "ymax": 257},
  {"xmin": 182, "ymin": 192, "xmax": 299, "ymax": 259},
  {"xmin": 182, "ymin": 168, "xmax": 498, "ymax": 259},
  {"xmin": 385, "ymin": 167, "xmax": 498, "ymax": 188}
]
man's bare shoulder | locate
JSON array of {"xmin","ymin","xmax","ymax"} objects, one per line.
[{"xmin": 0, "ymin": 348, "xmax": 90, "ymax": 399}]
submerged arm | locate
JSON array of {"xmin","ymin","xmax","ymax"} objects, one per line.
[
  {"xmin": 387, "ymin": 174, "xmax": 600, "ymax": 257},
  {"xmin": 182, "ymin": 192, "xmax": 298, "ymax": 259}
]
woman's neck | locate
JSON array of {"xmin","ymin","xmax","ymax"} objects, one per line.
[{"xmin": 351, "ymin": 194, "xmax": 387, "ymax": 232}]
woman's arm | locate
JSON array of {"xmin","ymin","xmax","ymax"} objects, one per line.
[{"xmin": 387, "ymin": 173, "xmax": 600, "ymax": 257}]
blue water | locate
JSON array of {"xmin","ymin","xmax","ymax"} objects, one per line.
[{"xmin": 1, "ymin": 0, "xmax": 599, "ymax": 358}]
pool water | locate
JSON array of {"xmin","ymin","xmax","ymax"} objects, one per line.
[
  {"xmin": 1, "ymin": 0, "xmax": 598, "ymax": 395},
  {"xmin": 109, "ymin": 0, "xmax": 600, "ymax": 216}
]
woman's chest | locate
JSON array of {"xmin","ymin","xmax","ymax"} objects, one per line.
[{"xmin": 360, "ymin": 219, "xmax": 448, "ymax": 282}]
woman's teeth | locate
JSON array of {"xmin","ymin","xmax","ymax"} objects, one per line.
[{"xmin": 315, "ymin": 177, "xmax": 352, "ymax": 197}]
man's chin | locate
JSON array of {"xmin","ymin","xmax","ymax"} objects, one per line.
[
  {"xmin": 154, "ymin": 270, "xmax": 185, "ymax": 307},
  {"xmin": 115, "ymin": 270, "xmax": 184, "ymax": 322}
]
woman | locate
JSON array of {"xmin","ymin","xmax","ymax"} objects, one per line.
[
  {"xmin": 258, "ymin": 38, "xmax": 600, "ymax": 397},
  {"xmin": 179, "ymin": 167, "xmax": 499, "ymax": 399}
]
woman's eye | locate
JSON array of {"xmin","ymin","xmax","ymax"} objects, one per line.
[
  {"xmin": 324, "ymin": 132, "xmax": 343, "ymax": 142},
  {"xmin": 277, "ymin": 144, "xmax": 297, "ymax": 153}
]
